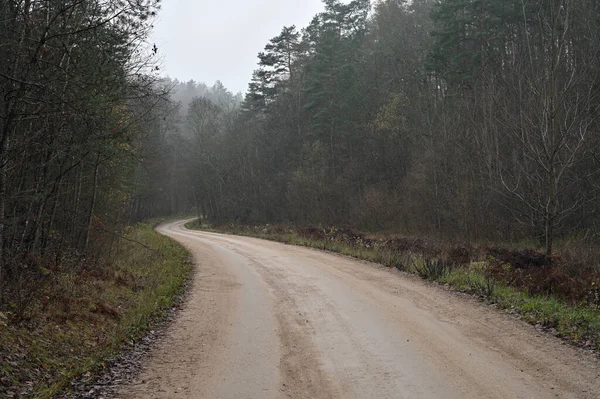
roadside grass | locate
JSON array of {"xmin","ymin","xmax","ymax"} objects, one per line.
[
  {"xmin": 0, "ymin": 220, "xmax": 192, "ymax": 398},
  {"xmin": 186, "ymin": 220, "xmax": 600, "ymax": 352}
]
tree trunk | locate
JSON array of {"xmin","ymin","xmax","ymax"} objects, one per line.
[{"xmin": 84, "ymin": 154, "xmax": 101, "ymax": 251}]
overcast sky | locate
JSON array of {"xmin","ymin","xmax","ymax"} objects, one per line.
[{"xmin": 149, "ymin": 0, "xmax": 329, "ymax": 94}]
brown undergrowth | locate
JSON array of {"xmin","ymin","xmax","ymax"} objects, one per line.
[{"xmin": 0, "ymin": 221, "xmax": 192, "ymax": 398}]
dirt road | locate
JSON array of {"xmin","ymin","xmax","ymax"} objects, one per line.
[{"xmin": 121, "ymin": 219, "xmax": 599, "ymax": 398}]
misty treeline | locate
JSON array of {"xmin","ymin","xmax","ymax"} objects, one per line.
[
  {"xmin": 158, "ymin": 0, "xmax": 600, "ymax": 256},
  {"xmin": 167, "ymin": 79, "xmax": 243, "ymax": 114},
  {"xmin": 209, "ymin": 0, "xmax": 600, "ymax": 256},
  {"xmin": 0, "ymin": 0, "xmax": 178, "ymax": 304}
]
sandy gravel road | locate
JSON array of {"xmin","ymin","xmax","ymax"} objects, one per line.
[{"xmin": 121, "ymin": 219, "xmax": 600, "ymax": 399}]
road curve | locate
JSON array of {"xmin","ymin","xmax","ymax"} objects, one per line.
[{"xmin": 121, "ymin": 219, "xmax": 600, "ymax": 398}]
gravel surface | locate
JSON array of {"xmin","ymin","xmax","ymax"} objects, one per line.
[{"xmin": 116, "ymin": 220, "xmax": 600, "ymax": 399}]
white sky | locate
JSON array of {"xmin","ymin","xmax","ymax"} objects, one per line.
[{"xmin": 149, "ymin": 0, "xmax": 328, "ymax": 94}]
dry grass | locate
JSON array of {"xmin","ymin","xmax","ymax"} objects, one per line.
[{"xmin": 0, "ymin": 221, "xmax": 192, "ymax": 398}]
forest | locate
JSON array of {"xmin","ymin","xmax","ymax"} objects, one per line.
[
  {"xmin": 2, "ymin": 0, "xmax": 600, "ymax": 303},
  {"xmin": 156, "ymin": 0, "xmax": 600, "ymax": 258},
  {"xmin": 1, "ymin": 0, "xmax": 600, "ymax": 395}
]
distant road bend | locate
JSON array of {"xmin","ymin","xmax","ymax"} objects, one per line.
[{"xmin": 122, "ymin": 219, "xmax": 599, "ymax": 399}]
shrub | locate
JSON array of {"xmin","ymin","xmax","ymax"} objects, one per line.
[{"xmin": 415, "ymin": 258, "xmax": 449, "ymax": 280}]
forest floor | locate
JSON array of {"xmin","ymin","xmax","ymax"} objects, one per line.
[
  {"xmin": 0, "ymin": 221, "xmax": 192, "ymax": 398},
  {"xmin": 118, "ymin": 219, "xmax": 600, "ymax": 398}
]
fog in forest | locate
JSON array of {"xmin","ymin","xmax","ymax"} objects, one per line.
[{"xmin": 2, "ymin": 1, "xmax": 600, "ymax": 393}]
